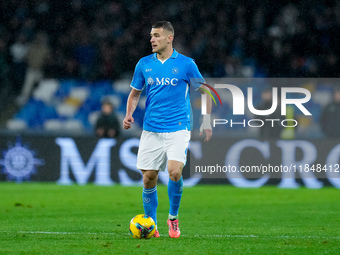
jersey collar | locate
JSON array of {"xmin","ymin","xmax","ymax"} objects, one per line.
[{"xmin": 152, "ymin": 49, "xmax": 178, "ymax": 61}]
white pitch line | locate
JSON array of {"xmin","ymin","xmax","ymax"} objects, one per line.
[
  {"xmin": 1, "ymin": 231, "xmax": 339, "ymax": 239},
  {"xmin": 191, "ymin": 234, "xmax": 259, "ymax": 238}
]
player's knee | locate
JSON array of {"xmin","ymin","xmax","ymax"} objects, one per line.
[
  {"xmin": 168, "ymin": 161, "xmax": 183, "ymax": 182},
  {"xmin": 143, "ymin": 175, "xmax": 153, "ymax": 185},
  {"xmin": 142, "ymin": 171, "xmax": 158, "ymax": 188},
  {"xmin": 168, "ymin": 169, "xmax": 181, "ymax": 182}
]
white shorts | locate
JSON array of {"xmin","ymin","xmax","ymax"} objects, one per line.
[{"xmin": 136, "ymin": 130, "xmax": 190, "ymax": 172}]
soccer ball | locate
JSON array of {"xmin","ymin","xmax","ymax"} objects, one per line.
[{"xmin": 129, "ymin": 214, "xmax": 156, "ymax": 239}]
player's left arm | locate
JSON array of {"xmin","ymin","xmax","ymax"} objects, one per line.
[
  {"xmin": 198, "ymin": 85, "xmax": 212, "ymax": 142},
  {"xmin": 187, "ymin": 59, "xmax": 213, "ymax": 141}
]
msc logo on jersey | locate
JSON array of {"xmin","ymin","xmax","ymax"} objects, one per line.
[
  {"xmin": 148, "ymin": 77, "xmax": 179, "ymax": 86},
  {"xmin": 155, "ymin": 77, "xmax": 178, "ymax": 86},
  {"xmin": 0, "ymin": 138, "xmax": 44, "ymax": 182}
]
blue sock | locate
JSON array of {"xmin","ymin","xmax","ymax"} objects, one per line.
[
  {"xmin": 142, "ymin": 186, "xmax": 158, "ymax": 226},
  {"xmin": 168, "ymin": 176, "xmax": 183, "ymax": 217}
]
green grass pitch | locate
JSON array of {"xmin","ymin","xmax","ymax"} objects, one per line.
[{"xmin": 1, "ymin": 183, "xmax": 339, "ymax": 254}]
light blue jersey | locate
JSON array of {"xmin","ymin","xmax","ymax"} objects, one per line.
[{"xmin": 131, "ymin": 49, "xmax": 203, "ymax": 132}]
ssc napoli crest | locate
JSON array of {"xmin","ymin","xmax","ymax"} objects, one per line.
[
  {"xmin": 172, "ymin": 67, "xmax": 179, "ymax": 74},
  {"xmin": 0, "ymin": 138, "xmax": 44, "ymax": 182}
]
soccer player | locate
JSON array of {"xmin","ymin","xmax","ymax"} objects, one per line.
[{"xmin": 123, "ymin": 21, "xmax": 212, "ymax": 238}]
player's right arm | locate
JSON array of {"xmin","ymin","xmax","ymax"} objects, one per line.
[
  {"xmin": 124, "ymin": 59, "xmax": 145, "ymax": 130},
  {"xmin": 123, "ymin": 88, "xmax": 142, "ymax": 129}
]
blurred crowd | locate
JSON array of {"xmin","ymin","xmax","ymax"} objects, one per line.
[{"xmin": 0, "ymin": 0, "xmax": 339, "ymax": 96}]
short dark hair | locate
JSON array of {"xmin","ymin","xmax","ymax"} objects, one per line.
[{"xmin": 152, "ymin": 21, "xmax": 174, "ymax": 35}]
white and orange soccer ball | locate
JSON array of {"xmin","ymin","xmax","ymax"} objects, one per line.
[{"xmin": 129, "ymin": 214, "xmax": 156, "ymax": 239}]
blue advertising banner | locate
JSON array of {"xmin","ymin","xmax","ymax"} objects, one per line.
[{"xmin": 0, "ymin": 135, "xmax": 339, "ymax": 188}]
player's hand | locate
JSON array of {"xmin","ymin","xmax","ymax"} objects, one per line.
[
  {"xmin": 200, "ymin": 114, "xmax": 212, "ymax": 141},
  {"xmin": 123, "ymin": 115, "xmax": 134, "ymax": 129},
  {"xmin": 200, "ymin": 127, "xmax": 212, "ymax": 142}
]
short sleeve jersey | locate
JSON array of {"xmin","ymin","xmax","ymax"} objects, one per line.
[{"xmin": 130, "ymin": 49, "xmax": 203, "ymax": 132}]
